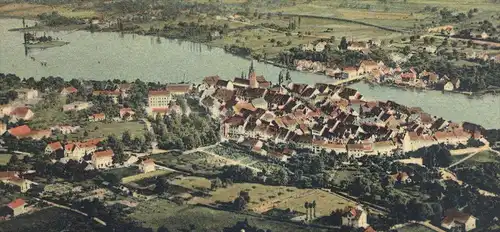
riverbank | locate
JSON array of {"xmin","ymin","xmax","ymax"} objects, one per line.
[{"xmin": 25, "ymin": 40, "xmax": 69, "ymax": 49}]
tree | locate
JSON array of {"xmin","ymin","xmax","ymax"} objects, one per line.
[
  {"xmin": 339, "ymin": 36, "xmax": 348, "ymax": 50},
  {"xmin": 271, "ymin": 168, "xmax": 289, "ymax": 185},
  {"xmin": 312, "ymin": 200, "xmax": 317, "ymax": 218},
  {"xmin": 211, "ymin": 177, "xmax": 223, "ymax": 190},
  {"xmin": 122, "ymin": 130, "xmax": 132, "ymax": 147},
  {"xmin": 154, "ymin": 177, "xmax": 170, "ymax": 194},
  {"xmin": 304, "ymin": 202, "xmax": 310, "ymax": 221}
]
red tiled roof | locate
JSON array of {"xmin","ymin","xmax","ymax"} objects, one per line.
[
  {"xmin": 79, "ymin": 138, "xmax": 103, "ymax": 148},
  {"xmin": 152, "ymin": 107, "xmax": 169, "ymax": 113},
  {"xmin": 65, "ymin": 143, "xmax": 77, "ymax": 151},
  {"xmin": 8, "ymin": 125, "xmax": 32, "ymax": 137},
  {"xmin": 91, "ymin": 113, "xmax": 105, "ymax": 119},
  {"xmin": 10, "ymin": 107, "xmax": 31, "ymax": 118},
  {"xmin": 62, "ymin": 86, "xmax": 78, "ymax": 93},
  {"xmin": 7, "ymin": 199, "xmax": 26, "ymax": 209},
  {"xmin": 48, "ymin": 142, "xmax": 63, "ymax": 151},
  {"xmin": 93, "ymin": 90, "xmax": 121, "ymax": 96},
  {"xmin": 0, "ymin": 171, "xmax": 18, "ymax": 180},
  {"xmin": 364, "ymin": 226, "xmax": 376, "ymax": 232},
  {"xmin": 93, "ymin": 150, "xmax": 113, "ymax": 158},
  {"xmin": 148, "ymin": 90, "xmax": 170, "ymax": 96},
  {"xmin": 165, "ymin": 84, "xmax": 191, "ymax": 93},
  {"xmin": 343, "ymin": 67, "xmax": 358, "ymax": 71}
]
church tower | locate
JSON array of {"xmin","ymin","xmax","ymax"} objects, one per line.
[{"xmin": 248, "ymin": 60, "xmax": 258, "ymax": 88}]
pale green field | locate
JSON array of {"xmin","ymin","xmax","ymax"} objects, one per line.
[{"xmin": 67, "ymin": 121, "xmax": 146, "ymax": 140}]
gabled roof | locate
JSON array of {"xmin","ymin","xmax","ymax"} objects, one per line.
[
  {"xmin": 203, "ymin": 75, "xmax": 220, "ymax": 86},
  {"xmin": 148, "ymin": 90, "xmax": 170, "ymax": 96},
  {"xmin": 442, "ymin": 209, "xmax": 475, "ymax": 226},
  {"xmin": 141, "ymin": 159, "xmax": 155, "ymax": 165},
  {"xmin": 7, "ymin": 198, "xmax": 26, "ymax": 209},
  {"xmin": 165, "ymin": 84, "xmax": 191, "ymax": 93},
  {"xmin": 47, "ymin": 142, "xmax": 63, "ymax": 151},
  {"xmin": 93, "ymin": 150, "xmax": 114, "ymax": 158},
  {"xmin": 8, "ymin": 125, "xmax": 32, "ymax": 137},
  {"xmin": 62, "ymin": 86, "xmax": 78, "ymax": 93},
  {"xmin": 10, "ymin": 107, "xmax": 32, "ymax": 118},
  {"xmin": 0, "ymin": 171, "xmax": 18, "ymax": 180}
]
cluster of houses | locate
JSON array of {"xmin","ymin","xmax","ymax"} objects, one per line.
[{"xmin": 196, "ymin": 68, "xmax": 481, "ymax": 161}]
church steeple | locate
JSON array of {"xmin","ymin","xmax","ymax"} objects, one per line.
[{"xmin": 248, "ymin": 60, "xmax": 255, "ymax": 79}]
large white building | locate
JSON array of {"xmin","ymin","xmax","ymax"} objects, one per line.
[{"xmin": 148, "ymin": 90, "xmax": 171, "ymax": 108}]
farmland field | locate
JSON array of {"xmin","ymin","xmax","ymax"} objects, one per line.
[
  {"xmin": 0, "ymin": 207, "xmax": 103, "ymax": 232},
  {"xmin": 127, "ymin": 198, "xmax": 327, "ymax": 232},
  {"xmin": 191, "ymin": 183, "xmax": 355, "ymax": 217},
  {"xmin": 67, "ymin": 121, "xmax": 146, "ymax": 141},
  {"xmin": 151, "ymin": 151, "xmax": 224, "ymax": 175}
]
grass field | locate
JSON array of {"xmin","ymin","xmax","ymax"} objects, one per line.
[
  {"xmin": 466, "ymin": 150, "xmax": 500, "ymax": 164},
  {"xmin": 122, "ymin": 170, "xmax": 173, "ymax": 184},
  {"xmin": 172, "ymin": 176, "xmax": 212, "ymax": 191},
  {"xmin": 128, "ymin": 198, "xmax": 327, "ymax": 232},
  {"xmin": 192, "ymin": 182, "xmax": 355, "ymax": 217},
  {"xmin": 67, "ymin": 121, "xmax": 146, "ymax": 141},
  {"xmin": 0, "ymin": 154, "xmax": 12, "ymax": 165},
  {"xmin": 151, "ymin": 151, "xmax": 223, "ymax": 175},
  {"xmin": 397, "ymin": 224, "xmax": 435, "ymax": 232},
  {"xmin": 0, "ymin": 207, "xmax": 102, "ymax": 232}
]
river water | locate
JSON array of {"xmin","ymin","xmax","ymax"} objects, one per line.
[{"xmin": 0, "ymin": 18, "xmax": 499, "ymax": 128}]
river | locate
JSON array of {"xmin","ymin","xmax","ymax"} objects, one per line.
[{"xmin": 0, "ymin": 18, "xmax": 499, "ymax": 129}]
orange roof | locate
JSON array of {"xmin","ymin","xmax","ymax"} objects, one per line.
[
  {"xmin": 65, "ymin": 143, "xmax": 77, "ymax": 151},
  {"xmin": 120, "ymin": 108, "xmax": 134, "ymax": 114},
  {"xmin": 48, "ymin": 142, "xmax": 63, "ymax": 151},
  {"xmin": 148, "ymin": 90, "xmax": 170, "ymax": 96},
  {"xmin": 165, "ymin": 84, "xmax": 191, "ymax": 93},
  {"xmin": 8, "ymin": 125, "xmax": 32, "ymax": 137},
  {"xmin": 10, "ymin": 107, "xmax": 31, "ymax": 118},
  {"xmin": 152, "ymin": 107, "xmax": 169, "ymax": 113},
  {"xmin": 62, "ymin": 86, "xmax": 78, "ymax": 93},
  {"xmin": 93, "ymin": 150, "xmax": 113, "ymax": 158},
  {"xmin": 91, "ymin": 113, "xmax": 105, "ymax": 119},
  {"xmin": 79, "ymin": 138, "xmax": 103, "ymax": 148},
  {"xmin": 7, "ymin": 198, "xmax": 26, "ymax": 209},
  {"xmin": 364, "ymin": 226, "xmax": 376, "ymax": 232},
  {"xmin": 0, "ymin": 171, "xmax": 18, "ymax": 180},
  {"xmin": 142, "ymin": 159, "xmax": 155, "ymax": 165}
]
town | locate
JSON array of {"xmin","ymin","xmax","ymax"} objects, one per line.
[{"xmin": 0, "ymin": 63, "xmax": 499, "ymax": 232}]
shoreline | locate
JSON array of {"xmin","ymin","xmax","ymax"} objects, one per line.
[{"xmin": 3, "ymin": 17, "xmax": 499, "ymax": 97}]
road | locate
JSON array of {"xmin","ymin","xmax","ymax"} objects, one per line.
[
  {"xmin": 448, "ymin": 150, "xmax": 482, "ymax": 168},
  {"xmin": 34, "ymin": 197, "xmax": 107, "ymax": 226}
]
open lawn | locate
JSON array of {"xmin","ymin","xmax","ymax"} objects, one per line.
[
  {"xmin": 0, "ymin": 154, "xmax": 12, "ymax": 165},
  {"xmin": 128, "ymin": 198, "xmax": 326, "ymax": 232},
  {"xmin": 192, "ymin": 183, "xmax": 355, "ymax": 217},
  {"xmin": 67, "ymin": 121, "xmax": 146, "ymax": 141},
  {"xmin": 0, "ymin": 207, "xmax": 102, "ymax": 232},
  {"xmin": 121, "ymin": 170, "xmax": 173, "ymax": 184}
]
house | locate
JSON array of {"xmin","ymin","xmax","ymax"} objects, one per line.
[
  {"xmin": 16, "ymin": 88, "xmax": 38, "ymax": 100},
  {"xmin": 444, "ymin": 81, "xmax": 454, "ymax": 91},
  {"xmin": 50, "ymin": 125, "xmax": 81, "ymax": 134},
  {"xmin": 0, "ymin": 172, "xmax": 31, "ymax": 193},
  {"xmin": 372, "ymin": 141, "xmax": 397, "ymax": 155},
  {"xmin": 403, "ymin": 131, "xmax": 437, "ymax": 152},
  {"xmin": 139, "ymin": 159, "xmax": 155, "ymax": 173},
  {"xmin": 60, "ymin": 86, "xmax": 78, "ymax": 96},
  {"xmin": 148, "ymin": 90, "xmax": 171, "ymax": 108},
  {"xmin": 119, "ymin": 108, "xmax": 135, "ymax": 120},
  {"xmin": 202, "ymin": 75, "xmax": 220, "ymax": 89},
  {"xmin": 441, "ymin": 209, "xmax": 476, "ymax": 231},
  {"xmin": 88, "ymin": 113, "xmax": 106, "ymax": 122},
  {"xmin": 6, "ymin": 199, "xmax": 27, "ymax": 216},
  {"xmin": 389, "ymin": 172, "xmax": 412, "ymax": 185},
  {"xmin": 63, "ymin": 101, "xmax": 93, "ymax": 112},
  {"xmin": 92, "ymin": 150, "xmax": 114, "ymax": 169},
  {"xmin": 314, "ymin": 41, "xmax": 327, "ymax": 52},
  {"xmin": 7, "ymin": 125, "xmax": 32, "ymax": 138},
  {"xmin": 348, "ymin": 41, "xmax": 368, "ymax": 51},
  {"xmin": 93, "ymin": 90, "xmax": 121, "ymax": 104},
  {"xmin": 358, "ymin": 60, "xmax": 379, "ymax": 74},
  {"xmin": 342, "ymin": 205, "xmax": 369, "ymax": 228},
  {"xmin": 165, "ymin": 84, "xmax": 191, "ymax": 95},
  {"xmin": 343, "ymin": 67, "xmax": 359, "ymax": 78},
  {"xmin": 347, "ymin": 143, "xmax": 373, "ymax": 158},
  {"xmin": 45, "ymin": 142, "xmax": 63, "ymax": 154},
  {"xmin": 9, "ymin": 107, "xmax": 34, "ymax": 121},
  {"xmin": 0, "ymin": 122, "xmax": 6, "ymax": 135},
  {"xmin": 215, "ymin": 80, "xmax": 234, "ymax": 90},
  {"xmin": 480, "ymin": 31, "xmax": 489, "ymax": 39}
]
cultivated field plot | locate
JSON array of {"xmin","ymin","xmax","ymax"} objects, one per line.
[
  {"xmin": 68, "ymin": 121, "xmax": 146, "ymax": 140},
  {"xmin": 465, "ymin": 150, "xmax": 500, "ymax": 164},
  {"xmin": 151, "ymin": 151, "xmax": 225, "ymax": 175},
  {"xmin": 192, "ymin": 183, "xmax": 355, "ymax": 217},
  {"xmin": 0, "ymin": 207, "xmax": 103, "ymax": 232},
  {"xmin": 127, "ymin": 198, "xmax": 327, "ymax": 232}
]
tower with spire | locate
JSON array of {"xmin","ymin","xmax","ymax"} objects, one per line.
[{"xmin": 248, "ymin": 60, "xmax": 258, "ymax": 88}]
